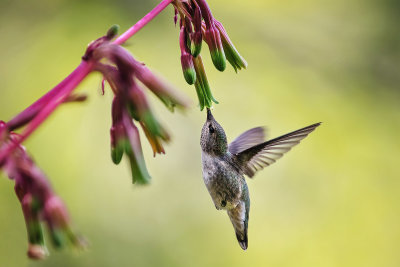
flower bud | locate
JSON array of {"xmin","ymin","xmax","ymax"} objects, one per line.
[
  {"xmin": 20, "ymin": 193, "xmax": 47, "ymax": 259},
  {"xmin": 110, "ymin": 97, "xmax": 125, "ymax": 164},
  {"xmin": 128, "ymin": 84, "xmax": 170, "ymax": 143},
  {"xmin": 43, "ymin": 196, "xmax": 71, "ymax": 248},
  {"xmin": 204, "ymin": 25, "xmax": 226, "ymax": 72},
  {"xmin": 195, "ymin": 0, "xmax": 226, "ymax": 70},
  {"xmin": 192, "ymin": 56, "xmax": 218, "ymax": 110},
  {"xmin": 179, "ymin": 27, "xmax": 196, "ymax": 85},
  {"xmin": 5, "ymin": 141, "xmax": 85, "ymax": 258},
  {"xmin": 182, "ymin": 57, "xmax": 197, "ymax": 85},
  {"xmin": 110, "ymin": 125, "xmax": 125, "ymax": 164},
  {"xmin": 110, "ymin": 98, "xmax": 152, "ymax": 184},
  {"xmin": 106, "ymin": 24, "xmax": 119, "ymax": 40},
  {"xmin": 190, "ymin": 5, "xmax": 203, "ymax": 57},
  {"xmin": 190, "ymin": 31, "xmax": 202, "ymax": 57},
  {"xmin": 83, "ymin": 25, "xmax": 118, "ymax": 61},
  {"xmin": 121, "ymin": 112, "xmax": 152, "ymax": 184},
  {"xmin": 214, "ymin": 20, "xmax": 247, "ymax": 72},
  {"xmin": 181, "ymin": 53, "xmax": 196, "ymax": 85},
  {"xmin": 194, "ymin": 79, "xmax": 207, "ymax": 111},
  {"xmin": 197, "ymin": 0, "xmax": 213, "ymax": 27}
]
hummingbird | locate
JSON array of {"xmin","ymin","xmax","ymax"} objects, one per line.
[{"xmin": 200, "ymin": 108, "xmax": 320, "ymax": 250}]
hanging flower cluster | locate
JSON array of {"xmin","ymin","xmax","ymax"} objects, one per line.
[
  {"xmin": 0, "ymin": 24, "xmax": 190, "ymax": 259},
  {"xmin": 0, "ymin": 122, "xmax": 86, "ymax": 259},
  {"xmin": 173, "ymin": 0, "xmax": 247, "ymax": 110},
  {"xmin": 0, "ymin": 0, "xmax": 248, "ymax": 260},
  {"xmin": 83, "ymin": 25, "xmax": 190, "ymax": 184}
]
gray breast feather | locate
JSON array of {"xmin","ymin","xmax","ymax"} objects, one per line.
[{"xmin": 201, "ymin": 152, "xmax": 243, "ymax": 210}]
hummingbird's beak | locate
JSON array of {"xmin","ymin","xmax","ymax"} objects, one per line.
[{"xmin": 207, "ymin": 108, "xmax": 213, "ymax": 121}]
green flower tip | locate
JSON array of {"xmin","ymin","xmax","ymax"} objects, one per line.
[
  {"xmin": 128, "ymin": 155, "xmax": 151, "ymax": 185},
  {"xmin": 110, "ymin": 127, "xmax": 126, "ymax": 164},
  {"xmin": 214, "ymin": 20, "xmax": 247, "ymax": 72},
  {"xmin": 50, "ymin": 228, "xmax": 66, "ymax": 249},
  {"xmin": 210, "ymin": 49, "xmax": 226, "ymax": 72},
  {"xmin": 191, "ymin": 42, "xmax": 202, "ymax": 58},
  {"xmin": 183, "ymin": 67, "xmax": 196, "ymax": 85},
  {"xmin": 118, "ymin": 127, "xmax": 152, "ymax": 185},
  {"xmin": 204, "ymin": 28, "xmax": 226, "ymax": 72},
  {"xmin": 141, "ymin": 111, "xmax": 169, "ymax": 141},
  {"xmin": 49, "ymin": 226, "xmax": 84, "ymax": 250},
  {"xmin": 111, "ymin": 141, "xmax": 125, "ymax": 164},
  {"xmin": 193, "ymin": 56, "xmax": 219, "ymax": 110},
  {"xmin": 190, "ymin": 32, "xmax": 202, "ymax": 57},
  {"xmin": 181, "ymin": 54, "xmax": 197, "ymax": 85},
  {"xmin": 223, "ymin": 43, "xmax": 248, "ymax": 72},
  {"xmin": 27, "ymin": 220, "xmax": 44, "ymax": 245},
  {"xmin": 106, "ymin": 24, "xmax": 120, "ymax": 40}
]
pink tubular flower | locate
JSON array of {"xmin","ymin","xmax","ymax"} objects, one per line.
[
  {"xmin": 0, "ymin": 0, "xmax": 218, "ymax": 260},
  {"xmin": 194, "ymin": 0, "xmax": 226, "ymax": 71},
  {"xmin": 214, "ymin": 20, "xmax": 248, "ymax": 72},
  {"xmin": 110, "ymin": 96, "xmax": 151, "ymax": 184},
  {"xmin": 43, "ymin": 196, "xmax": 86, "ymax": 249},
  {"xmin": 18, "ymin": 192, "xmax": 47, "ymax": 260},
  {"xmin": 179, "ymin": 26, "xmax": 197, "ymax": 85},
  {"xmin": 190, "ymin": 2, "xmax": 203, "ymax": 57},
  {"xmin": 0, "ymin": 0, "xmax": 247, "ymax": 259},
  {"xmin": 203, "ymin": 23, "xmax": 226, "ymax": 71},
  {"xmin": 83, "ymin": 27, "xmax": 189, "ymax": 184},
  {"xmin": 172, "ymin": 0, "xmax": 247, "ymax": 109},
  {"xmin": 1, "ymin": 132, "xmax": 85, "ymax": 259},
  {"xmin": 193, "ymin": 55, "xmax": 218, "ymax": 110}
]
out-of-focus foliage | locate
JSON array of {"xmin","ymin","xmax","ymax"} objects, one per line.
[{"xmin": 0, "ymin": 0, "xmax": 399, "ymax": 266}]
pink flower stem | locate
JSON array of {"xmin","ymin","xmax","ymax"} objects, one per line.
[
  {"xmin": 6, "ymin": 69, "xmax": 82, "ymax": 131},
  {"xmin": 113, "ymin": 0, "xmax": 174, "ymax": 45},
  {"xmin": 0, "ymin": 61, "xmax": 93, "ymax": 162},
  {"xmin": 0, "ymin": 0, "xmax": 174, "ymax": 163}
]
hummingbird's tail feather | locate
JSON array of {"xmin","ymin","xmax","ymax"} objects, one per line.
[
  {"xmin": 236, "ymin": 231, "xmax": 248, "ymax": 250},
  {"xmin": 227, "ymin": 200, "xmax": 249, "ymax": 250}
]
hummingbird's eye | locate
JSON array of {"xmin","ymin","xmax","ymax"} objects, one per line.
[{"xmin": 209, "ymin": 125, "xmax": 215, "ymax": 134}]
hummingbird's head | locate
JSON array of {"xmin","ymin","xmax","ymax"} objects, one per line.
[{"xmin": 200, "ymin": 109, "xmax": 228, "ymax": 155}]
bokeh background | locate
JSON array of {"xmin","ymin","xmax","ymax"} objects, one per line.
[{"xmin": 0, "ymin": 0, "xmax": 399, "ymax": 266}]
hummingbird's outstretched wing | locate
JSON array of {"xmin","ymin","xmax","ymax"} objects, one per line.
[
  {"xmin": 234, "ymin": 123, "xmax": 321, "ymax": 178},
  {"xmin": 228, "ymin": 127, "xmax": 266, "ymax": 155}
]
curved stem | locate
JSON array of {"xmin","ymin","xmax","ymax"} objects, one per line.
[
  {"xmin": 6, "ymin": 69, "xmax": 80, "ymax": 131},
  {"xmin": 113, "ymin": 0, "xmax": 174, "ymax": 45},
  {"xmin": 0, "ymin": 61, "xmax": 93, "ymax": 162}
]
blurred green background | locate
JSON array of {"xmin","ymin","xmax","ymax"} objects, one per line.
[{"xmin": 0, "ymin": 0, "xmax": 399, "ymax": 266}]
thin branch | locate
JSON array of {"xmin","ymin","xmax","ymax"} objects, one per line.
[
  {"xmin": 0, "ymin": 61, "xmax": 93, "ymax": 162},
  {"xmin": 114, "ymin": 0, "xmax": 174, "ymax": 45}
]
